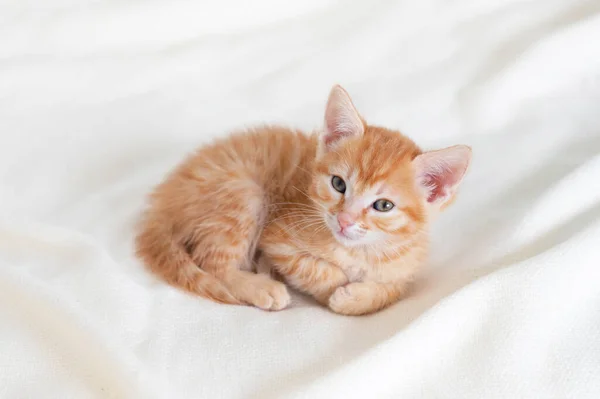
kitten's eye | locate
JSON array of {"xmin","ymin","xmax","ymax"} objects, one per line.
[
  {"xmin": 331, "ymin": 176, "xmax": 346, "ymax": 193},
  {"xmin": 373, "ymin": 199, "xmax": 394, "ymax": 212}
]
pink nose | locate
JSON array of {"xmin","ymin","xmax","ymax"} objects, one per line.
[{"xmin": 337, "ymin": 212, "xmax": 355, "ymax": 229}]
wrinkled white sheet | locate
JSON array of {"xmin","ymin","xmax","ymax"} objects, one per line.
[{"xmin": 1, "ymin": 0, "xmax": 600, "ymax": 398}]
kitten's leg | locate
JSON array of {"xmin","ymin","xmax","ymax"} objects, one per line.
[
  {"xmin": 328, "ymin": 281, "xmax": 408, "ymax": 316},
  {"xmin": 198, "ymin": 246, "xmax": 291, "ymax": 311},
  {"xmin": 190, "ymin": 186, "xmax": 290, "ymax": 311},
  {"xmin": 267, "ymin": 252, "xmax": 348, "ymax": 305}
]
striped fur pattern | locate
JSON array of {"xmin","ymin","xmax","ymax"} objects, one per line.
[{"xmin": 135, "ymin": 85, "xmax": 471, "ymax": 315}]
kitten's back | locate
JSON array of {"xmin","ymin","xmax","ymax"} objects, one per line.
[{"xmin": 134, "ymin": 126, "xmax": 314, "ymax": 307}]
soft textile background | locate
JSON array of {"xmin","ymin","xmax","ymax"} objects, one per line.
[{"xmin": 1, "ymin": 0, "xmax": 600, "ymax": 398}]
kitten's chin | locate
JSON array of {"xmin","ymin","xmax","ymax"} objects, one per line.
[{"xmin": 331, "ymin": 229, "xmax": 365, "ymax": 247}]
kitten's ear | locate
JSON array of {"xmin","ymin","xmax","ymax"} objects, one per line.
[
  {"xmin": 321, "ymin": 85, "xmax": 365, "ymax": 151},
  {"xmin": 413, "ymin": 145, "xmax": 472, "ymax": 210}
]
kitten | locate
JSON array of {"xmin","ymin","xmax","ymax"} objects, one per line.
[{"xmin": 135, "ymin": 85, "xmax": 471, "ymax": 315}]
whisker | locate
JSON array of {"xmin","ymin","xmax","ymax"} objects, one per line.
[
  {"xmin": 291, "ymin": 185, "xmax": 329, "ymax": 212},
  {"xmin": 268, "ymin": 210, "xmax": 322, "ymax": 219},
  {"xmin": 267, "ymin": 215, "xmax": 323, "ymax": 229},
  {"xmin": 278, "ymin": 218, "xmax": 326, "ymax": 237},
  {"xmin": 308, "ymin": 222, "xmax": 329, "ymax": 240},
  {"xmin": 266, "ymin": 202, "xmax": 324, "ymax": 216},
  {"xmin": 267, "ymin": 202, "xmax": 321, "ymax": 210},
  {"xmin": 270, "ymin": 207, "xmax": 323, "ymax": 219},
  {"xmin": 278, "ymin": 217, "xmax": 322, "ymax": 232},
  {"xmin": 293, "ymin": 163, "xmax": 315, "ymax": 176},
  {"xmin": 268, "ymin": 211, "xmax": 322, "ymax": 219}
]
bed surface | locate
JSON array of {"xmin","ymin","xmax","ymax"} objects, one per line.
[{"xmin": 1, "ymin": 1, "xmax": 599, "ymax": 398}]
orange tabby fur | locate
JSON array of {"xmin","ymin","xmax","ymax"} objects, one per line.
[{"xmin": 135, "ymin": 85, "xmax": 471, "ymax": 315}]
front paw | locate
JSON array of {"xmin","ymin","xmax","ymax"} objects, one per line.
[{"xmin": 328, "ymin": 283, "xmax": 372, "ymax": 316}]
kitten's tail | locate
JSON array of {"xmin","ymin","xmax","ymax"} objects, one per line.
[{"xmin": 135, "ymin": 219, "xmax": 241, "ymax": 305}]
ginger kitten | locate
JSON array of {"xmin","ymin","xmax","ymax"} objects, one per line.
[{"xmin": 135, "ymin": 85, "xmax": 471, "ymax": 315}]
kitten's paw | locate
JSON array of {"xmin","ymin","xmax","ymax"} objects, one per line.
[
  {"xmin": 328, "ymin": 283, "xmax": 371, "ymax": 316},
  {"xmin": 251, "ymin": 277, "xmax": 291, "ymax": 311}
]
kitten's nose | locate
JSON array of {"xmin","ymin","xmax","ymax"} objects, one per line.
[{"xmin": 337, "ymin": 212, "xmax": 355, "ymax": 229}]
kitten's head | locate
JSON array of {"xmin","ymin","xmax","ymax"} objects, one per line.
[{"xmin": 309, "ymin": 85, "xmax": 471, "ymax": 248}]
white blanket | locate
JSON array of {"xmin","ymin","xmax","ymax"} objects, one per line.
[{"xmin": 1, "ymin": 0, "xmax": 600, "ymax": 398}]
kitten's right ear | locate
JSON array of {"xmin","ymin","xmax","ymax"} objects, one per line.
[{"xmin": 321, "ymin": 85, "xmax": 364, "ymax": 151}]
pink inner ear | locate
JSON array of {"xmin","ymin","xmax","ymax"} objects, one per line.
[
  {"xmin": 414, "ymin": 146, "xmax": 471, "ymax": 204},
  {"xmin": 322, "ymin": 85, "xmax": 364, "ymax": 149},
  {"xmin": 324, "ymin": 130, "xmax": 352, "ymax": 147},
  {"xmin": 422, "ymin": 174, "xmax": 446, "ymax": 202},
  {"xmin": 421, "ymin": 171, "xmax": 456, "ymax": 203}
]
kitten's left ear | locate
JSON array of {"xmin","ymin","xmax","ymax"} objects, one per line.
[
  {"xmin": 321, "ymin": 85, "xmax": 365, "ymax": 152},
  {"xmin": 413, "ymin": 145, "xmax": 472, "ymax": 210}
]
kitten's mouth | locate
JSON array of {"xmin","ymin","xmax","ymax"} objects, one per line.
[
  {"xmin": 326, "ymin": 215, "xmax": 363, "ymax": 245},
  {"xmin": 337, "ymin": 229, "xmax": 352, "ymax": 239}
]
